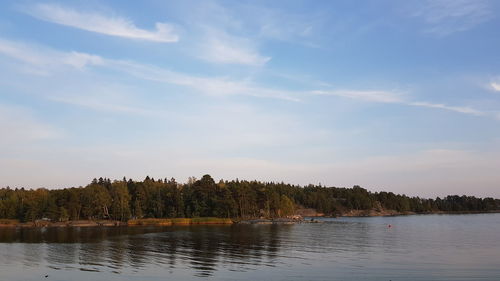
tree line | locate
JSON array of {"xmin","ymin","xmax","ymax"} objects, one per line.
[{"xmin": 0, "ymin": 174, "xmax": 498, "ymax": 222}]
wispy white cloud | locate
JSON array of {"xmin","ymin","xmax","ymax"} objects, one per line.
[
  {"xmin": 0, "ymin": 37, "xmax": 291, "ymax": 101},
  {"xmin": 246, "ymin": 5, "xmax": 323, "ymax": 48},
  {"xmin": 198, "ymin": 29, "xmax": 270, "ymax": 66},
  {"xmin": 168, "ymin": 2, "xmax": 271, "ymax": 65},
  {"xmin": 311, "ymin": 90, "xmax": 403, "ymax": 103},
  {"xmin": 490, "ymin": 81, "xmax": 500, "ymax": 92},
  {"xmin": 0, "ymin": 37, "xmax": 493, "ymax": 117},
  {"xmin": 0, "ymin": 38, "xmax": 50, "ymax": 66},
  {"xmin": 310, "ymin": 88, "xmax": 489, "ymax": 117},
  {"xmin": 106, "ymin": 60, "xmax": 296, "ymax": 100},
  {"xmin": 0, "ymin": 38, "xmax": 103, "ymax": 74},
  {"xmin": 24, "ymin": 3, "xmax": 179, "ymax": 42},
  {"xmin": 190, "ymin": 1, "xmax": 322, "ymax": 47},
  {"xmin": 62, "ymin": 52, "xmax": 104, "ymax": 69},
  {"xmin": 408, "ymin": 101, "xmax": 485, "ymax": 115},
  {"xmin": 413, "ymin": 0, "xmax": 493, "ymax": 36}
]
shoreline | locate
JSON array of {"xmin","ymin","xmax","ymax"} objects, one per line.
[
  {"xmin": 0, "ymin": 217, "xmax": 233, "ymax": 228},
  {"xmin": 1, "ymin": 211, "xmax": 499, "ymax": 228}
]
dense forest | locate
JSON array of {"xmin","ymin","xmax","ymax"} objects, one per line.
[{"xmin": 0, "ymin": 174, "xmax": 499, "ymax": 222}]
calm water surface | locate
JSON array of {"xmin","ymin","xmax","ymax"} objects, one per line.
[{"xmin": 0, "ymin": 214, "xmax": 499, "ymax": 281}]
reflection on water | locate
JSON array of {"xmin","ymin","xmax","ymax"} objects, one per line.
[
  {"xmin": 0, "ymin": 225, "xmax": 284, "ymax": 278},
  {"xmin": 1, "ymin": 214, "xmax": 499, "ymax": 281}
]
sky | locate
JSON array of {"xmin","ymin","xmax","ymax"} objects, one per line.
[{"xmin": 0, "ymin": 0, "xmax": 499, "ymax": 198}]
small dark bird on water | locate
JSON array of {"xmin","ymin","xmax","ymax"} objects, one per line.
[{"xmin": 44, "ymin": 275, "xmax": 48, "ymax": 278}]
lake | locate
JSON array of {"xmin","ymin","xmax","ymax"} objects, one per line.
[{"xmin": 0, "ymin": 214, "xmax": 499, "ymax": 281}]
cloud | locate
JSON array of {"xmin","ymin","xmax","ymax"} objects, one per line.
[
  {"xmin": 244, "ymin": 4, "xmax": 322, "ymax": 46},
  {"xmin": 311, "ymin": 88, "xmax": 492, "ymax": 117},
  {"xmin": 24, "ymin": 3, "xmax": 179, "ymax": 42},
  {"xmin": 199, "ymin": 30, "xmax": 270, "ymax": 66},
  {"xmin": 63, "ymin": 52, "xmax": 104, "ymax": 69},
  {"xmin": 0, "ymin": 37, "xmax": 293, "ymax": 101},
  {"xmin": 408, "ymin": 101, "xmax": 485, "ymax": 115},
  {"xmin": 187, "ymin": 1, "xmax": 322, "ymax": 47},
  {"xmin": 0, "ymin": 39, "xmax": 103, "ymax": 74},
  {"xmin": 105, "ymin": 60, "xmax": 297, "ymax": 100},
  {"xmin": 490, "ymin": 82, "xmax": 500, "ymax": 92},
  {"xmin": 311, "ymin": 90, "xmax": 403, "ymax": 103},
  {"xmin": 0, "ymin": 37, "xmax": 494, "ymax": 117},
  {"xmin": 163, "ymin": 1, "xmax": 272, "ymax": 65},
  {"xmin": 0, "ymin": 38, "xmax": 50, "ymax": 66},
  {"xmin": 413, "ymin": 0, "xmax": 493, "ymax": 36}
]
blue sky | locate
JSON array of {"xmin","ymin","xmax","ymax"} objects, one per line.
[{"xmin": 0, "ymin": 0, "xmax": 499, "ymax": 197}]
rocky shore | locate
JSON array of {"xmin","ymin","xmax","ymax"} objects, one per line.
[
  {"xmin": 339, "ymin": 209, "xmax": 415, "ymax": 217},
  {"xmin": 236, "ymin": 216, "xmax": 322, "ymax": 224}
]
